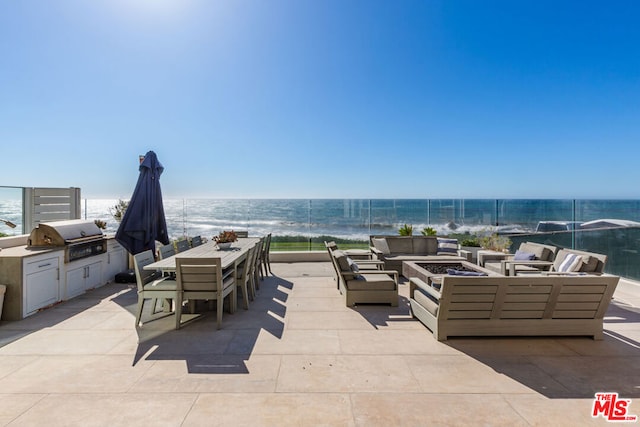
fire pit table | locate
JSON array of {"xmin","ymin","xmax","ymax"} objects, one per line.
[{"xmin": 402, "ymin": 260, "xmax": 500, "ymax": 289}]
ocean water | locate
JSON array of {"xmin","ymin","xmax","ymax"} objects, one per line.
[{"xmin": 3, "ymin": 195, "xmax": 640, "ymax": 242}]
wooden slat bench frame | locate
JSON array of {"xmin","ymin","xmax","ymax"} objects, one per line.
[{"xmin": 409, "ymin": 275, "xmax": 619, "ymax": 341}]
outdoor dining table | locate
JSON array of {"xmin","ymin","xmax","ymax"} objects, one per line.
[{"xmin": 144, "ymin": 237, "xmax": 260, "ymax": 313}]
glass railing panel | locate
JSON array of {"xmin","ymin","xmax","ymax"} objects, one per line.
[
  {"xmin": 308, "ymin": 199, "xmax": 370, "ymax": 250},
  {"xmin": 0, "ymin": 186, "xmax": 23, "ymax": 236},
  {"xmin": 70, "ymin": 197, "xmax": 640, "ymax": 280},
  {"xmin": 248, "ymin": 199, "xmax": 310, "ymax": 251},
  {"xmin": 574, "ymin": 199, "xmax": 640, "ymax": 223},
  {"xmin": 497, "ymin": 199, "xmax": 574, "ymax": 233},
  {"xmin": 370, "ymin": 199, "xmax": 428, "ymax": 236}
]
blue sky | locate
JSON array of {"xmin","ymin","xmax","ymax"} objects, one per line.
[{"xmin": 1, "ymin": 0, "xmax": 639, "ymax": 199}]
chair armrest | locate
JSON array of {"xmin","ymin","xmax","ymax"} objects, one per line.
[
  {"xmin": 477, "ymin": 251, "xmax": 510, "ymax": 267},
  {"xmin": 353, "ymin": 260, "xmax": 385, "ymax": 270},
  {"xmin": 369, "ymin": 246, "xmax": 385, "ymax": 259},
  {"xmin": 409, "ymin": 277, "xmax": 441, "ymax": 301},
  {"xmin": 358, "ymin": 269, "xmax": 398, "ymax": 284},
  {"xmin": 502, "ymin": 260, "xmax": 553, "ymax": 276}
]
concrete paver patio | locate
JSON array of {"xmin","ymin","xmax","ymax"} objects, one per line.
[{"xmin": 1, "ymin": 261, "xmax": 640, "ymax": 426}]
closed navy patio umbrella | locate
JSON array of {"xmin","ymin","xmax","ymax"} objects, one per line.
[{"xmin": 115, "ymin": 150, "xmax": 169, "ymax": 255}]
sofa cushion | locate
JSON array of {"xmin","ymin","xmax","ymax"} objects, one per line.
[
  {"xmin": 333, "ymin": 250, "xmax": 351, "ymax": 272},
  {"xmin": 579, "ymin": 255, "xmax": 599, "ymax": 273},
  {"xmin": 519, "ymin": 242, "xmax": 550, "ymax": 261},
  {"xmin": 436, "ymin": 238, "xmax": 458, "ymax": 256},
  {"xmin": 412, "ymin": 237, "xmax": 436, "ymax": 255},
  {"xmin": 557, "ymin": 253, "xmax": 583, "ymax": 272},
  {"xmin": 348, "ymin": 257, "xmax": 360, "ymax": 273},
  {"xmin": 371, "ymin": 238, "xmax": 391, "ymax": 255},
  {"xmin": 386, "ymin": 237, "xmax": 413, "ymax": 254},
  {"xmin": 446, "ymin": 268, "xmax": 487, "ymax": 276},
  {"xmin": 347, "ymin": 273, "xmax": 396, "ymax": 291},
  {"xmin": 513, "ymin": 250, "xmax": 536, "ymax": 261}
]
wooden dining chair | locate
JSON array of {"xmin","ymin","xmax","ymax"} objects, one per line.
[
  {"xmin": 176, "ymin": 239, "xmax": 190, "ymax": 253},
  {"xmin": 191, "ymin": 235, "xmax": 203, "ymax": 247},
  {"xmin": 253, "ymin": 237, "xmax": 264, "ymax": 285},
  {"xmin": 235, "ymin": 231, "xmax": 249, "ymax": 238},
  {"xmin": 158, "ymin": 244, "xmax": 176, "ymax": 260},
  {"xmin": 175, "ymin": 257, "xmax": 236, "ymax": 330},
  {"xmin": 133, "ymin": 250, "xmax": 178, "ymax": 328},
  {"xmin": 261, "ymin": 233, "xmax": 272, "ymax": 276},
  {"xmin": 236, "ymin": 244, "xmax": 258, "ymax": 308}
]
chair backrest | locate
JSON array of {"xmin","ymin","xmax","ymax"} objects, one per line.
[
  {"xmin": 235, "ymin": 231, "xmax": 249, "ymax": 238},
  {"xmin": 176, "ymin": 239, "xmax": 190, "ymax": 253},
  {"xmin": 240, "ymin": 245, "xmax": 257, "ymax": 283},
  {"xmin": 176, "ymin": 257, "xmax": 224, "ymax": 293},
  {"xmin": 158, "ymin": 244, "xmax": 176, "ymax": 260},
  {"xmin": 191, "ymin": 236, "xmax": 203, "ymax": 247},
  {"xmin": 263, "ymin": 233, "xmax": 272, "ymax": 255},
  {"xmin": 133, "ymin": 250, "xmax": 162, "ymax": 291},
  {"xmin": 254, "ymin": 237, "xmax": 264, "ymax": 268},
  {"xmin": 518, "ymin": 241, "xmax": 558, "ymax": 262},
  {"xmin": 325, "ymin": 241, "xmax": 341, "ymax": 277}
]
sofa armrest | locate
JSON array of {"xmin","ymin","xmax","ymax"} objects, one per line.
[
  {"xmin": 457, "ymin": 249, "xmax": 472, "ymax": 262},
  {"xmin": 502, "ymin": 260, "xmax": 553, "ymax": 276},
  {"xmin": 409, "ymin": 277, "xmax": 441, "ymax": 301}
]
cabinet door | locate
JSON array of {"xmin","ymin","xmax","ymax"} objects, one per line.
[
  {"xmin": 86, "ymin": 261, "xmax": 103, "ymax": 290},
  {"xmin": 65, "ymin": 266, "xmax": 86, "ymax": 299},
  {"xmin": 25, "ymin": 265, "xmax": 59, "ymax": 315},
  {"xmin": 106, "ymin": 247, "xmax": 125, "ymax": 283}
]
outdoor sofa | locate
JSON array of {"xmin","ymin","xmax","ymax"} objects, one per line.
[
  {"xmin": 409, "ymin": 274, "xmax": 619, "ymax": 341},
  {"xmin": 369, "ymin": 235, "xmax": 471, "ymax": 274},
  {"xmin": 482, "ymin": 243, "xmax": 608, "ymax": 276}
]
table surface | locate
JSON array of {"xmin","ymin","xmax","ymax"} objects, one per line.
[{"xmin": 144, "ymin": 237, "xmax": 260, "ymax": 272}]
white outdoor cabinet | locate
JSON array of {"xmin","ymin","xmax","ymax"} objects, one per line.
[
  {"xmin": 23, "ymin": 252, "xmax": 62, "ymax": 316},
  {"xmin": 64, "ymin": 258, "xmax": 103, "ymax": 300}
]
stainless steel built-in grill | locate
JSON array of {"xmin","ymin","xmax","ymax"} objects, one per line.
[{"xmin": 28, "ymin": 219, "xmax": 107, "ymax": 263}]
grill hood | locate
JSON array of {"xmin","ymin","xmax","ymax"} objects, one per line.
[{"xmin": 28, "ymin": 219, "xmax": 104, "ymax": 247}]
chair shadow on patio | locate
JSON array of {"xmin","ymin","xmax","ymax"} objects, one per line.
[
  {"xmin": 346, "ymin": 294, "xmax": 415, "ymax": 329},
  {"xmin": 443, "ymin": 297, "xmax": 640, "ymax": 399},
  {"xmin": 110, "ymin": 275, "xmax": 292, "ymax": 373}
]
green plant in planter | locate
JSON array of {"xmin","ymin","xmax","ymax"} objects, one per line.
[
  {"xmin": 479, "ymin": 233, "xmax": 512, "ymax": 252},
  {"xmin": 421, "ymin": 227, "xmax": 437, "ymax": 236},
  {"xmin": 398, "ymin": 224, "xmax": 413, "ymax": 236},
  {"xmin": 460, "ymin": 236, "xmax": 481, "ymax": 247}
]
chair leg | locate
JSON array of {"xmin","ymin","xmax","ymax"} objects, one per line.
[
  {"xmin": 254, "ymin": 270, "xmax": 261, "ymax": 290},
  {"xmin": 175, "ymin": 294, "xmax": 183, "ymax": 330},
  {"xmin": 217, "ymin": 296, "xmax": 223, "ymax": 330},
  {"xmin": 240, "ymin": 281, "xmax": 249, "ymax": 310},
  {"xmin": 135, "ymin": 297, "xmax": 145, "ymax": 327}
]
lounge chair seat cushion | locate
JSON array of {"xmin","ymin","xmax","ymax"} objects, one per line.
[{"xmin": 346, "ymin": 274, "xmax": 397, "ymax": 291}]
